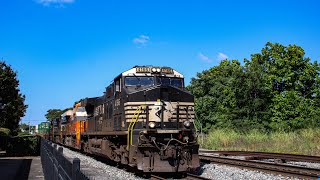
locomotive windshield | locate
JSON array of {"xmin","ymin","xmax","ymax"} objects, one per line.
[
  {"xmin": 124, "ymin": 76, "xmax": 183, "ymax": 88},
  {"xmin": 125, "ymin": 76, "xmax": 154, "ymax": 86},
  {"xmin": 156, "ymin": 77, "xmax": 183, "ymax": 88}
]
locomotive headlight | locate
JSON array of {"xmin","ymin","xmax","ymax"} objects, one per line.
[
  {"xmin": 149, "ymin": 122, "xmax": 156, "ymax": 128},
  {"xmin": 156, "ymin": 68, "xmax": 161, "ymax": 73},
  {"xmin": 152, "ymin": 67, "xmax": 157, "ymax": 72},
  {"xmin": 183, "ymin": 120, "xmax": 190, "ymax": 128}
]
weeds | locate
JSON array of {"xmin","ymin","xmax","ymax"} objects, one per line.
[{"xmin": 201, "ymin": 128, "xmax": 320, "ymax": 156}]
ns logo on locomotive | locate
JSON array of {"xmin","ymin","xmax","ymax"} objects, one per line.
[{"xmin": 50, "ymin": 66, "xmax": 200, "ymax": 173}]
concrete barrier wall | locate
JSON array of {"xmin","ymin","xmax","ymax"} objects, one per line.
[{"xmin": 40, "ymin": 138, "xmax": 90, "ymax": 180}]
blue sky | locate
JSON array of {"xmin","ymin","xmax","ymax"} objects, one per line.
[{"xmin": 1, "ymin": 0, "xmax": 319, "ymax": 125}]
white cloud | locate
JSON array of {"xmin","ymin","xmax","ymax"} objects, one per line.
[
  {"xmin": 133, "ymin": 35, "xmax": 150, "ymax": 47},
  {"xmin": 36, "ymin": 0, "xmax": 75, "ymax": 6},
  {"xmin": 198, "ymin": 52, "xmax": 212, "ymax": 63},
  {"xmin": 217, "ymin": 52, "xmax": 228, "ymax": 61}
]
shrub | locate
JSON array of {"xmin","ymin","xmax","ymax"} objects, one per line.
[
  {"xmin": 0, "ymin": 128, "xmax": 10, "ymax": 136},
  {"xmin": 0, "ymin": 128, "xmax": 10, "ymax": 151},
  {"xmin": 6, "ymin": 135, "xmax": 40, "ymax": 156}
]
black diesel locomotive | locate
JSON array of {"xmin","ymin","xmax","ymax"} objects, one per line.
[{"xmin": 58, "ymin": 66, "xmax": 200, "ymax": 173}]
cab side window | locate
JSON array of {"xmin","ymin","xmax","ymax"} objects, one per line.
[{"xmin": 114, "ymin": 78, "xmax": 121, "ymax": 93}]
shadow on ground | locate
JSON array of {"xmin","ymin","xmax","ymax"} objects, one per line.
[{"xmin": 0, "ymin": 158, "xmax": 32, "ymax": 180}]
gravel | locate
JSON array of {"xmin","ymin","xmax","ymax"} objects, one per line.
[
  {"xmin": 53, "ymin": 144, "xmax": 143, "ymax": 180},
  {"xmin": 200, "ymin": 152, "xmax": 320, "ymax": 179},
  {"xmin": 199, "ymin": 162, "xmax": 301, "ymax": 180},
  {"xmin": 285, "ymin": 161, "xmax": 320, "ymax": 169},
  {"xmin": 50, "ymin": 144, "xmax": 317, "ymax": 179},
  {"xmin": 257, "ymin": 159, "xmax": 320, "ymax": 169}
]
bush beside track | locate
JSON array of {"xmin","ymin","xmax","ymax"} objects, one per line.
[{"xmin": 5, "ymin": 135, "xmax": 40, "ymax": 156}]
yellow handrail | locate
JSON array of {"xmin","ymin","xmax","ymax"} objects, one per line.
[{"xmin": 127, "ymin": 105, "xmax": 143, "ymax": 150}]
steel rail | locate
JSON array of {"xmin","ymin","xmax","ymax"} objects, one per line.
[
  {"xmin": 185, "ymin": 173, "xmax": 211, "ymax": 180},
  {"xmin": 199, "ymin": 149, "xmax": 320, "ymax": 163},
  {"xmin": 150, "ymin": 174, "xmax": 167, "ymax": 180},
  {"xmin": 199, "ymin": 154, "xmax": 320, "ymax": 179},
  {"xmin": 150, "ymin": 173, "xmax": 210, "ymax": 180}
]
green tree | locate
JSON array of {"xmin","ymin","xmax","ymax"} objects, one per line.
[
  {"xmin": 251, "ymin": 42, "xmax": 320, "ymax": 131},
  {"xmin": 19, "ymin": 123, "xmax": 29, "ymax": 131},
  {"xmin": 188, "ymin": 60, "xmax": 246, "ymax": 132},
  {"xmin": 0, "ymin": 61, "xmax": 27, "ymax": 134},
  {"xmin": 188, "ymin": 42, "xmax": 320, "ymax": 132},
  {"xmin": 45, "ymin": 109, "xmax": 63, "ymax": 121},
  {"xmin": 45, "ymin": 108, "xmax": 72, "ymax": 123}
]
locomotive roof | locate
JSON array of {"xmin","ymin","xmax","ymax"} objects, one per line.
[
  {"xmin": 120, "ymin": 66, "xmax": 184, "ymax": 78},
  {"xmin": 61, "ymin": 110, "xmax": 73, "ymax": 117},
  {"xmin": 82, "ymin": 97, "xmax": 98, "ymax": 105}
]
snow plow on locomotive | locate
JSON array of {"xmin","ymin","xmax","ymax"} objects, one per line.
[{"xmin": 50, "ymin": 66, "xmax": 200, "ymax": 173}]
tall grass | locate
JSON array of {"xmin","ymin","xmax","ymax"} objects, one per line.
[{"xmin": 201, "ymin": 128, "xmax": 320, "ymax": 156}]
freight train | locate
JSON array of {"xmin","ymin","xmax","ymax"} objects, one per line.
[{"xmin": 49, "ymin": 66, "xmax": 200, "ymax": 173}]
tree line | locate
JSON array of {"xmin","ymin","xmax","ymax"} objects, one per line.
[{"xmin": 187, "ymin": 42, "xmax": 320, "ymax": 133}]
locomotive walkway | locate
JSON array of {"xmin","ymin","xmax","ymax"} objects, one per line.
[{"xmin": 0, "ymin": 156, "xmax": 44, "ymax": 180}]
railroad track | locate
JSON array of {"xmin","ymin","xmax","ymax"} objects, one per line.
[
  {"xmin": 199, "ymin": 154, "xmax": 320, "ymax": 179},
  {"xmin": 150, "ymin": 173, "xmax": 210, "ymax": 180},
  {"xmin": 199, "ymin": 149, "xmax": 320, "ymax": 163},
  {"xmin": 185, "ymin": 173, "xmax": 211, "ymax": 180},
  {"xmin": 150, "ymin": 174, "xmax": 166, "ymax": 180}
]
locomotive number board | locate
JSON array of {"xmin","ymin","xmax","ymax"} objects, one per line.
[
  {"xmin": 136, "ymin": 67, "xmax": 174, "ymax": 74},
  {"xmin": 136, "ymin": 67, "xmax": 151, "ymax": 73},
  {"xmin": 161, "ymin": 68, "xmax": 174, "ymax": 74}
]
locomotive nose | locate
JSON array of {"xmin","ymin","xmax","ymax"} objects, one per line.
[
  {"xmin": 126, "ymin": 84, "xmax": 194, "ymax": 103},
  {"xmin": 125, "ymin": 84, "xmax": 195, "ymax": 128},
  {"xmin": 147, "ymin": 85, "xmax": 194, "ymax": 102}
]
